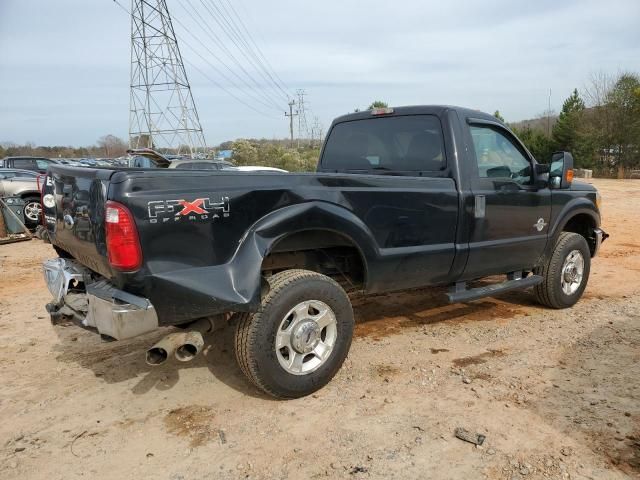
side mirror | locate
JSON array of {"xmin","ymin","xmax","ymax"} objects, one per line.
[{"xmin": 549, "ymin": 151, "xmax": 574, "ymax": 189}]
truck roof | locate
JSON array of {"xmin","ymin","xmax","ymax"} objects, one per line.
[{"xmin": 331, "ymin": 105, "xmax": 500, "ymax": 125}]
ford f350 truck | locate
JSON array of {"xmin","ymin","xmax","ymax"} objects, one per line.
[{"xmin": 41, "ymin": 106, "xmax": 607, "ymax": 398}]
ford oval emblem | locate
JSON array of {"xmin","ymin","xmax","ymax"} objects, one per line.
[{"xmin": 63, "ymin": 214, "xmax": 75, "ymax": 229}]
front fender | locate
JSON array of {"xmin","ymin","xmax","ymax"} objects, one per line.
[{"xmin": 549, "ymin": 196, "xmax": 600, "ymax": 239}]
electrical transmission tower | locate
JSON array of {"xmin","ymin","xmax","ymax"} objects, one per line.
[
  {"xmin": 295, "ymin": 89, "xmax": 309, "ymax": 147},
  {"xmin": 129, "ymin": 0, "xmax": 206, "ymax": 156}
]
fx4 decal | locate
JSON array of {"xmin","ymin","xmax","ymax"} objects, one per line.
[{"xmin": 148, "ymin": 197, "xmax": 230, "ymax": 223}]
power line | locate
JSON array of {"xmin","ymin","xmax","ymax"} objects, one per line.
[
  {"xmin": 215, "ymin": 0, "xmax": 291, "ymax": 101},
  {"xmin": 170, "ymin": 11, "xmax": 284, "ymax": 112},
  {"xmin": 112, "ymin": 0, "xmax": 279, "ymax": 119},
  {"xmin": 178, "ymin": 0, "xmax": 284, "ymax": 110},
  {"xmin": 200, "ymin": 0, "xmax": 290, "ymax": 103}
]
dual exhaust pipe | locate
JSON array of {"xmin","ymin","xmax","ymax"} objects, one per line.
[{"xmin": 145, "ymin": 318, "xmax": 214, "ymax": 366}]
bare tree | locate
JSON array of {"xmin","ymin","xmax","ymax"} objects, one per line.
[{"xmin": 97, "ymin": 135, "xmax": 127, "ymax": 157}]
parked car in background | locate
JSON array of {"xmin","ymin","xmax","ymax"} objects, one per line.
[
  {"xmin": 0, "ymin": 156, "xmax": 59, "ymax": 174},
  {"xmin": 234, "ymin": 165, "xmax": 288, "ymax": 173},
  {"xmin": 127, "ymin": 148, "xmax": 287, "ymax": 172},
  {"xmin": 0, "ymin": 168, "xmax": 42, "ymax": 226},
  {"xmin": 168, "ymin": 159, "xmax": 236, "ymax": 170}
]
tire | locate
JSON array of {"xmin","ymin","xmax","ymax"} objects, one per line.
[
  {"xmin": 534, "ymin": 232, "xmax": 591, "ymax": 309},
  {"xmin": 23, "ymin": 196, "xmax": 42, "ymax": 227},
  {"xmin": 234, "ymin": 269, "xmax": 354, "ymax": 399}
]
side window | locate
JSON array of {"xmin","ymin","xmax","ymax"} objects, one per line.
[
  {"xmin": 470, "ymin": 125, "xmax": 532, "ymax": 185},
  {"xmin": 13, "ymin": 159, "xmax": 36, "ymax": 170},
  {"xmin": 36, "ymin": 159, "xmax": 51, "ymax": 170}
]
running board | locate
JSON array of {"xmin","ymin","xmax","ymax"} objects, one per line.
[{"xmin": 447, "ymin": 275, "xmax": 543, "ymax": 303}]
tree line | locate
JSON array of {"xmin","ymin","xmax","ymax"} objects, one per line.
[
  {"xmin": 3, "ymin": 75, "xmax": 638, "ymax": 176},
  {"xmin": 0, "ymin": 134, "xmax": 128, "ymax": 160},
  {"xmin": 497, "ymin": 71, "xmax": 640, "ymax": 178}
]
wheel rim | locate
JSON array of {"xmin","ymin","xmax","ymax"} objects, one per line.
[
  {"xmin": 24, "ymin": 201, "xmax": 42, "ymax": 222},
  {"xmin": 275, "ymin": 300, "xmax": 338, "ymax": 376},
  {"xmin": 561, "ymin": 249, "xmax": 584, "ymax": 295}
]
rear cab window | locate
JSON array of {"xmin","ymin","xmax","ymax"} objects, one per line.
[{"xmin": 320, "ymin": 115, "xmax": 446, "ymax": 175}]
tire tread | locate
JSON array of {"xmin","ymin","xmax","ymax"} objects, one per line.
[
  {"xmin": 534, "ymin": 232, "xmax": 589, "ymax": 309},
  {"xmin": 234, "ymin": 269, "xmax": 346, "ymax": 398}
]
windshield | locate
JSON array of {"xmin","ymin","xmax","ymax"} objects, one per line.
[{"xmin": 320, "ymin": 115, "xmax": 446, "ymax": 173}]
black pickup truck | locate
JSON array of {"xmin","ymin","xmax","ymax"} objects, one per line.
[{"xmin": 41, "ymin": 105, "xmax": 607, "ymax": 398}]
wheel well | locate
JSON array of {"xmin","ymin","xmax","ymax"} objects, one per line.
[
  {"xmin": 20, "ymin": 192, "xmax": 41, "ymax": 200},
  {"xmin": 562, "ymin": 214, "xmax": 597, "ymax": 256},
  {"xmin": 261, "ymin": 230, "xmax": 366, "ymax": 291}
]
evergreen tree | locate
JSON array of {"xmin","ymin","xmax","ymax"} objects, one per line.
[
  {"xmin": 367, "ymin": 101, "xmax": 388, "ymax": 110},
  {"xmin": 512, "ymin": 125, "xmax": 554, "ymax": 163},
  {"xmin": 552, "ymin": 89, "xmax": 589, "ymax": 166}
]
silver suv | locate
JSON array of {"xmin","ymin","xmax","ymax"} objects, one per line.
[{"xmin": 0, "ymin": 169, "xmax": 42, "ymax": 226}]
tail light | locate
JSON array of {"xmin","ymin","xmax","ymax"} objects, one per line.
[{"xmin": 105, "ymin": 201, "xmax": 142, "ymax": 271}]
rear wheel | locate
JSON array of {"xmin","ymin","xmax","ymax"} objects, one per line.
[
  {"xmin": 534, "ymin": 232, "xmax": 591, "ymax": 309},
  {"xmin": 234, "ymin": 269, "xmax": 354, "ymax": 399}
]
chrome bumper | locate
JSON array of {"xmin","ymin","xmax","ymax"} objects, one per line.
[
  {"xmin": 593, "ymin": 228, "xmax": 609, "ymax": 257},
  {"xmin": 43, "ymin": 258, "xmax": 158, "ymax": 340}
]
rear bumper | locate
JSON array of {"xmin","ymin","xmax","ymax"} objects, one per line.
[{"xmin": 43, "ymin": 258, "xmax": 158, "ymax": 340}]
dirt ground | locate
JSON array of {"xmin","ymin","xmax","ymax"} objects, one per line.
[{"xmin": 1, "ymin": 178, "xmax": 639, "ymax": 480}]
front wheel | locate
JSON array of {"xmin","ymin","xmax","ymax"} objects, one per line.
[
  {"xmin": 234, "ymin": 269, "xmax": 354, "ymax": 399},
  {"xmin": 534, "ymin": 232, "xmax": 591, "ymax": 309}
]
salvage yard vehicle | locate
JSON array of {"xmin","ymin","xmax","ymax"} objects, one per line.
[
  {"xmin": 0, "ymin": 168, "xmax": 43, "ymax": 226},
  {"xmin": 1, "ymin": 156, "xmax": 60, "ymax": 174},
  {"xmin": 41, "ymin": 105, "xmax": 608, "ymax": 399}
]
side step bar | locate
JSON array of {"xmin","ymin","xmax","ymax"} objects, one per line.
[{"xmin": 447, "ymin": 274, "xmax": 543, "ymax": 303}]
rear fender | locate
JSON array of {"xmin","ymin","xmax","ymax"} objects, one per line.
[{"xmin": 149, "ymin": 202, "xmax": 377, "ymax": 324}]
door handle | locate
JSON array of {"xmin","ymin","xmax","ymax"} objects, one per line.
[{"xmin": 474, "ymin": 195, "xmax": 486, "ymax": 219}]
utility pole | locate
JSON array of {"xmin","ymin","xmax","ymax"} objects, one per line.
[
  {"xmin": 547, "ymin": 88, "xmax": 552, "ymax": 137},
  {"xmin": 129, "ymin": 0, "xmax": 206, "ymax": 156},
  {"xmin": 285, "ymin": 100, "xmax": 297, "ymax": 148}
]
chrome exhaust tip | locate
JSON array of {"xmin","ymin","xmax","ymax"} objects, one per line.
[
  {"xmin": 145, "ymin": 333, "xmax": 185, "ymax": 366},
  {"xmin": 175, "ymin": 331, "xmax": 204, "ymax": 362},
  {"xmin": 146, "ymin": 345, "xmax": 169, "ymax": 366}
]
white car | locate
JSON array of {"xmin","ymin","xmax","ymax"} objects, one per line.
[{"xmin": 234, "ymin": 166, "xmax": 288, "ymax": 173}]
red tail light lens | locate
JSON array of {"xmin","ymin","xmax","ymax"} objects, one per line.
[{"xmin": 105, "ymin": 201, "xmax": 142, "ymax": 271}]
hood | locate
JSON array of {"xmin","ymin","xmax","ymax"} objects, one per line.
[{"xmin": 570, "ymin": 180, "xmax": 597, "ymax": 192}]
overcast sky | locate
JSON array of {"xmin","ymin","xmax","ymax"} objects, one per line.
[{"xmin": 1, "ymin": 0, "xmax": 639, "ymax": 147}]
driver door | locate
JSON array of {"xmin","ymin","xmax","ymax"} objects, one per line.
[{"xmin": 463, "ymin": 121, "xmax": 551, "ymax": 279}]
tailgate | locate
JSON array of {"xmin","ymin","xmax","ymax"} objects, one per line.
[{"xmin": 42, "ymin": 165, "xmax": 116, "ymax": 278}]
